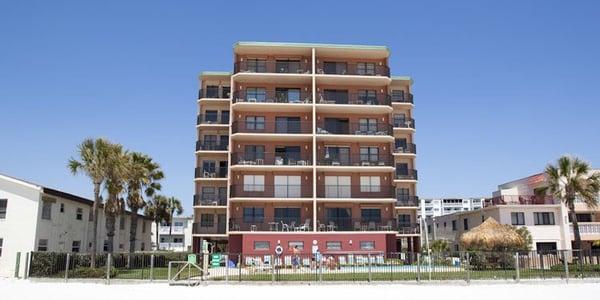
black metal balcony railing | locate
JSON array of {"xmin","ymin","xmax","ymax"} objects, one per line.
[
  {"xmin": 198, "ymin": 88, "xmax": 231, "ymax": 99},
  {"xmin": 316, "ymin": 122, "xmax": 393, "ymax": 136},
  {"xmin": 193, "ymin": 222, "xmax": 226, "ymax": 234},
  {"xmin": 197, "ymin": 114, "xmax": 229, "ymax": 125},
  {"xmin": 391, "ymin": 93, "xmax": 414, "ymax": 104},
  {"xmin": 484, "ymin": 195, "xmax": 557, "ymax": 207},
  {"xmin": 229, "ymin": 217, "xmax": 313, "ymax": 232},
  {"xmin": 195, "ymin": 167, "xmax": 228, "ymax": 178},
  {"xmin": 316, "ymin": 92, "xmax": 391, "ymax": 106},
  {"xmin": 393, "ymin": 143, "xmax": 417, "ymax": 154},
  {"xmin": 316, "ymin": 185, "xmax": 396, "ymax": 199},
  {"xmin": 231, "ymin": 121, "xmax": 312, "ymax": 134},
  {"xmin": 316, "ymin": 63, "xmax": 390, "ymax": 77},
  {"xmin": 397, "ymin": 223, "xmax": 421, "ymax": 234},
  {"xmin": 193, "ymin": 194, "xmax": 227, "ymax": 206},
  {"xmin": 232, "ymin": 90, "xmax": 313, "ymax": 104},
  {"xmin": 317, "ymin": 154, "xmax": 393, "ymax": 167},
  {"xmin": 395, "ymin": 196, "xmax": 419, "ymax": 207},
  {"xmin": 231, "ymin": 152, "xmax": 312, "ymax": 166},
  {"xmin": 234, "ymin": 60, "xmax": 311, "ymax": 74},
  {"xmin": 195, "ymin": 141, "xmax": 228, "ymax": 151},
  {"xmin": 395, "ymin": 169, "xmax": 418, "ymax": 180},
  {"xmin": 393, "ymin": 118, "xmax": 416, "ymax": 129},
  {"xmin": 316, "ymin": 218, "xmax": 406, "ymax": 232},
  {"xmin": 229, "ymin": 184, "xmax": 312, "ymax": 198}
]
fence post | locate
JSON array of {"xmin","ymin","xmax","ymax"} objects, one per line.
[
  {"xmin": 563, "ymin": 250, "xmax": 569, "ymax": 283},
  {"xmin": 150, "ymin": 254, "xmax": 154, "ymax": 282},
  {"xmin": 106, "ymin": 253, "xmax": 112, "ymax": 285},
  {"xmin": 465, "ymin": 252, "xmax": 470, "ymax": 284},
  {"xmin": 24, "ymin": 252, "xmax": 30, "ymax": 279},
  {"xmin": 271, "ymin": 255, "xmax": 275, "ymax": 284},
  {"xmin": 416, "ymin": 253, "xmax": 421, "ymax": 284},
  {"xmin": 514, "ymin": 252, "xmax": 520, "ymax": 283},
  {"xmin": 238, "ymin": 254, "xmax": 242, "ymax": 282},
  {"xmin": 368, "ymin": 253, "xmax": 372, "ymax": 283},
  {"xmin": 225, "ymin": 254, "xmax": 229, "ymax": 283},
  {"xmin": 319, "ymin": 255, "xmax": 323, "ymax": 283},
  {"xmin": 14, "ymin": 252, "xmax": 21, "ymax": 278},
  {"xmin": 64, "ymin": 253, "xmax": 70, "ymax": 282}
]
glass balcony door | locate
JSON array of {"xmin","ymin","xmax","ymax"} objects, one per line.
[
  {"xmin": 275, "ymin": 117, "xmax": 301, "ymax": 133},
  {"xmin": 324, "ymin": 146, "xmax": 350, "ymax": 165}
]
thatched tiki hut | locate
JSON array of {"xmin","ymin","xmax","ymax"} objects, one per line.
[{"xmin": 460, "ymin": 217, "xmax": 525, "ymax": 251}]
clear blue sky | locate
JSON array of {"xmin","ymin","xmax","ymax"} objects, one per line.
[{"xmin": 1, "ymin": 1, "xmax": 599, "ymax": 212}]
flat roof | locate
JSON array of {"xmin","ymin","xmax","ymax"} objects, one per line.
[{"xmin": 234, "ymin": 41, "xmax": 390, "ymax": 52}]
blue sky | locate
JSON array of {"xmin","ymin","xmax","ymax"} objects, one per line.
[{"xmin": 1, "ymin": 1, "xmax": 599, "ymax": 212}]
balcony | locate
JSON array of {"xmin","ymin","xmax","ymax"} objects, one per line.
[
  {"xmin": 483, "ymin": 195, "xmax": 557, "ymax": 207},
  {"xmin": 397, "ymin": 223, "xmax": 421, "ymax": 235},
  {"xmin": 395, "ymin": 196, "xmax": 419, "ymax": 207},
  {"xmin": 193, "ymin": 222, "xmax": 226, "ymax": 235},
  {"xmin": 316, "ymin": 185, "xmax": 396, "ymax": 199},
  {"xmin": 158, "ymin": 242, "xmax": 185, "ymax": 250},
  {"xmin": 229, "ymin": 217, "xmax": 313, "ymax": 232},
  {"xmin": 395, "ymin": 170, "xmax": 418, "ymax": 181},
  {"xmin": 569, "ymin": 223, "xmax": 600, "ymax": 235},
  {"xmin": 393, "ymin": 143, "xmax": 417, "ymax": 155},
  {"xmin": 316, "ymin": 122, "xmax": 393, "ymax": 136},
  {"xmin": 234, "ymin": 60, "xmax": 311, "ymax": 74},
  {"xmin": 390, "ymin": 93, "xmax": 414, "ymax": 104},
  {"xmin": 196, "ymin": 141, "xmax": 228, "ymax": 152},
  {"xmin": 159, "ymin": 226, "xmax": 184, "ymax": 235},
  {"xmin": 194, "ymin": 194, "xmax": 227, "ymax": 206},
  {"xmin": 198, "ymin": 88, "xmax": 231, "ymax": 99},
  {"xmin": 393, "ymin": 118, "xmax": 416, "ymax": 129},
  {"xmin": 316, "ymin": 154, "xmax": 393, "ymax": 167},
  {"xmin": 231, "ymin": 121, "xmax": 312, "ymax": 135},
  {"xmin": 231, "ymin": 152, "xmax": 312, "ymax": 167},
  {"xmin": 197, "ymin": 114, "xmax": 229, "ymax": 125},
  {"xmin": 316, "ymin": 92, "xmax": 391, "ymax": 106},
  {"xmin": 316, "ymin": 218, "xmax": 406, "ymax": 232},
  {"xmin": 230, "ymin": 184, "xmax": 312, "ymax": 199},
  {"xmin": 194, "ymin": 167, "xmax": 228, "ymax": 179},
  {"xmin": 233, "ymin": 90, "xmax": 312, "ymax": 104},
  {"xmin": 316, "ymin": 62, "xmax": 390, "ymax": 77}
]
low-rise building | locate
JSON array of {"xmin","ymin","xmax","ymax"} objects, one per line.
[
  {"xmin": 419, "ymin": 197, "xmax": 483, "ymax": 218},
  {"xmin": 151, "ymin": 216, "xmax": 193, "ymax": 252},
  {"xmin": 0, "ymin": 173, "xmax": 153, "ymax": 277}
]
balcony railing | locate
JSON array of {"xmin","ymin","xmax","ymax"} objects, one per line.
[
  {"xmin": 395, "ymin": 196, "xmax": 419, "ymax": 207},
  {"xmin": 316, "ymin": 92, "xmax": 391, "ymax": 106},
  {"xmin": 197, "ymin": 114, "xmax": 229, "ymax": 125},
  {"xmin": 193, "ymin": 222, "xmax": 226, "ymax": 234},
  {"xmin": 316, "ymin": 154, "xmax": 393, "ymax": 167},
  {"xmin": 391, "ymin": 93, "xmax": 414, "ymax": 104},
  {"xmin": 198, "ymin": 88, "xmax": 231, "ymax": 99},
  {"xmin": 234, "ymin": 60, "xmax": 311, "ymax": 74},
  {"xmin": 231, "ymin": 121, "xmax": 312, "ymax": 134},
  {"xmin": 316, "ymin": 122, "xmax": 393, "ymax": 136},
  {"xmin": 159, "ymin": 226, "xmax": 184, "ymax": 235},
  {"xmin": 570, "ymin": 223, "xmax": 600, "ymax": 235},
  {"xmin": 398, "ymin": 223, "xmax": 421, "ymax": 234},
  {"xmin": 196, "ymin": 141, "xmax": 228, "ymax": 151},
  {"xmin": 229, "ymin": 217, "xmax": 313, "ymax": 232},
  {"xmin": 232, "ymin": 152, "xmax": 312, "ymax": 166},
  {"xmin": 395, "ymin": 170, "xmax": 418, "ymax": 180},
  {"xmin": 393, "ymin": 143, "xmax": 417, "ymax": 154},
  {"xmin": 232, "ymin": 90, "xmax": 312, "ymax": 104},
  {"xmin": 316, "ymin": 63, "xmax": 390, "ymax": 77},
  {"xmin": 195, "ymin": 167, "xmax": 228, "ymax": 179},
  {"xmin": 393, "ymin": 118, "xmax": 416, "ymax": 129},
  {"xmin": 484, "ymin": 195, "xmax": 557, "ymax": 207},
  {"xmin": 230, "ymin": 184, "xmax": 312, "ymax": 198},
  {"xmin": 194, "ymin": 194, "xmax": 227, "ymax": 206},
  {"xmin": 158, "ymin": 242, "xmax": 185, "ymax": 250},
  {"xmin": 316, "ymin": 218, "xmax": 409, "ymax": 232},
  {"xmin": 316, "ymin": 185, "xmax": 396, "ymax": 199}
]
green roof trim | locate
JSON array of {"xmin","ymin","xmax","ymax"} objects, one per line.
[
  {"xmin": 234, "ymin": 41, "xmax": 390, "ymax": 52},
  {"xmin": 391, "ymin": 76, "xmax": 414, "ymax": 84},
  {"xmin": 200, "ymin": 71, "xmax": 232, "ymax": 76}
]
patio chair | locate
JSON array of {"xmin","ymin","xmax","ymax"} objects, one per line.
[
  {"xmin": 296, "ymin": 219, "xmax": 311, "ymax": 231},
  {"xmin": 328, "ymin": 221, "xmax": 337, "ymax": 231},
  {"xmin": 368, "ymin": 221, "xmax": 376, "ymax": 231},
  {"xmin": 318, "ymin": 221, "xmax": 326, "ymax": 232},
  {"xmin": 281, "ymin": 221, "xmax": 290, "ymax": 232},
  {"xmin": 353, "ymin": 222, "xmax": 362, "ymax": 231}
]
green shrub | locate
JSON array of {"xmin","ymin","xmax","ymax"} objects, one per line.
[{"xmin": 69, "ymin": 267, "xmax": 117, "ymax": 278}]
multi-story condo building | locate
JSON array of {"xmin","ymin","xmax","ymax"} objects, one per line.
[
  {"xmin": 0, "ymin": 173, "xmax": 153, "ymax": 277},
  {"xmin": 193, "ymin": 42, "xmax": 419, "ymax": 256},
  {"xmin": 419, "ymin": 197, "xmax": 483, "ymax": 218},
  {"xmin": 151, "ymin": 216, "xmax": 193, "ymax": 251}
]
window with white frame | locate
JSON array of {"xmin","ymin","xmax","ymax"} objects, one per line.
[
  {"xmin": 245, "ymin": 116, "xmax": 265, "ymax": 130},
  {"xmin": 76, "ymin": 208, "xmax": 83, "ymax": 220},
  {"xmin": 38, "ymin": 239, "xmax": 48, "ymax": 252},
  {"xmin": 534, "ymin": 212, "xmax": 555, "ymax": 225},
  {"xmin": 511, "ymin": 212, "xmax": 525, "ymax": 225},
  {"xmin": 326, "ymin": 241, "xmax": 342, "ymax": 250},
  {"xmin": 357, "ymin": 62, "xmax": 376, "ymax": 75},
  {"xmin": 360, "ymin": 176, "xmax": 381, "ymax": 192},
  {"xmin": 243, "ymin": 175, "xmax": 265, "ymax": 192},
  {"xmin": 360, "ymin": 241, "xmax": 375, "ymax": 250},
  {"xmin": 359, "ymin": 147, "xmax": 379, "ymax": 162},
  {"xmin": 358, "ymin": 118, "xmax": 377, "ymax": 132},
  {"xmin": 274, "ymin": 175, "xmax": 301, "ymax": 198},
  {"xmin": 254, "ymin": 241, "xmax": 270, "ymax": 251},
  {"xmin": 324, "ymin": 176, "xmax": 351, "ymax": 198}
]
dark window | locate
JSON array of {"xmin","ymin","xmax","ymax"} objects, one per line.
[
  {"xmin": 243, "ymin": 207, "xmax": 264, "ymax": 223},
  {"xmin": 360, "ymin": 147, "xmax": 379, "ymax": 162},
  {"xmin": 76, "ymin": 208, "xmax": 83, "ymax": 220},
  {"xmin": 247, "ymin": 59, "xmax": 267, "ymax": 73},
  {"xmin": 200, "ymin": 214, "xmax": 214, "ymax": 227},
  {"xmin": 245, "ymin": 116, "xmax": 265, "ymax": 130},
  {"xmin": 246, "ymin": 88, "xmax": 266, "ymax": 102},
  {"xmin": 0, "ymin": 238, "xmax": 3, "ymax": 257},
  {"xmin": 275, "ymin": 117, "xmax": 301, "ymax": 133},
  {"xmin": 205, "ymin": 85, "xmax": 219, "ymax": 98},
  {"xmin": 142, "ymin": 221, "xmax": 146, "ymax": 233},
  {"xmin": 357, "ymin": 62, "xmax": 375, "ymax": 75},
  {"xmin": 391, "ymin": 90, "xmax": 405, "ymax": 101},
  {"xmin": 276, "ymin": 60, "xmax": 301, "ymax": 73},
  {"xmin": 393, "ymin": 113, "xmax": 406, "ymax": 127},
  {"xmin": 254, "ymin": 241, "xmax": 269, "ymax": 251},
  {"xmin": 59, "ymin": 203, "xmax": 64, "ymax": 213},
  {"xmin": 72, "ymin": 241, "xmax": 81, "ymax": 253},
  {"xmin": 361, "ymin": 209, "xmax": 381, "ymax": 223},
  {"xmin": 222, "ymin": 86, "xmax": 231, "ymax": 98},
  {"xmin": 326, "ymin": 208, "xmax": 351, "ymax": 231},
  {"xmin": 452, "ymin": 220, "xmax": 457, "ymax": 231},
  {"xmin": 41, "ymin": 201, "xmax": 52, "ymax": 220},
  {"xmin": 324, "ymin": 118, "xmax": 349, "ymax": 134},
  {"xmin": 201, "ymin": 186, "xmax": 215, "ymax": 200},
  {"xmin": 511, "ymin": 212, "xmax": 525, "ymax": 225},
  {"xmin": 536, "ymin": 242, "xmax": 557, "ymax": 253},
  {"xmin": 323, "ymin": 62, "xmax": 347, "ymax": 75},
  {"xmin": 358, "ymin": 90, "xmax": 377, "ymax": 104},
  {"xmin": 119, "ymin": 216, "xmax": 125, "ymax": 229},
  {"xmin": 397, "ymin": 188, "xmax": 410, "ymax": 201},
  {"xmin": 275, "ymin": 88, "xmax": 301, "ymax": 103},
  {"xmin": 398, "ymin": 214, "xmax": 411, "ymax": 227},
  {"xmin": 358, "ymin": 118, "xmax": 377, "ymax": 132},
  {"xmin": 288, "ymin": 241, "xmax": 304, "ymax": 250},
  {"xmin": 202, "ymin": 160, "xmax": 216, "ymax": 174},
  {"xmin": 274, "ymin": 208, "xmax": 301, "ymax": 224},
  {"xmin": 396, "ymin": 163, "xmax": 409, "ymax": 176},
  {"xmin": 324, "ymin": 146, "xmax": 350, "ymax": 165},
  {"xmin": 204, "ymin": 110, "xmax": 218, "ymax": 123},
  {"xmin": 395, "ymin": 138, "xmax": 408, "ymax": 150},
  {"xmin": 38, "ymin": 239, "xmax": 48, "ymax": 252},
  {"xmin": 463, "ymin": 218, "xmax": 469, "ymax": 230},
  {"xmin": 221, "ymin": 110, "xmax": 230, "ymax": 124},
  {"xmin": 103, "ymin": 240, "xmax": 108, "ymax": 252},
  {"xmin": 534, "ymin": 212, "xmax": 555, "ymax": 225},
  {"xmin": 203, "ymin": 135, "xmax": 217, "ymax": 146},
  {"xmin": 323, "ymin": 89, "xmax": 348, "ymax": 104},
  {"xmin": 0, "ymin": 199, "xmax": 6, "ymax": 219},
  {"xmin": 244, "ymin": 145, "xmax": 265, "ymax": 161},
  {"xmin": 573, "ymin": 213, "xmax": 592, "ymax": 222}
]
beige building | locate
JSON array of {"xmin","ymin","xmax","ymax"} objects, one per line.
[{"xmin": 193, "ymin": 42, "xmax": 420, "ymax": 256}]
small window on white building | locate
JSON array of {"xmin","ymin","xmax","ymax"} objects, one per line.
[
  {"xmin": 141, "ymin": 242, "xmax": 145, "ymax": 251},
  {"xmin": 119, "ymin": 216, "xmax": 125, "ymax": 230},
  {"xmin": 72, "ymin": 241, "xmax": 81, "ymax": 253},
  {"xmin": 41, "ymin": 201, "xmax": 52, "ymax": 220},
  {"xmin": 142, "ymin": 221, "xmax": 146, "ymax": 233},
  {"xmin": 76, "ymin": 208, "xmax": 83, "ymax": 220},
  {"xmin": 60, "ymin": 203, "xmax": 65, "ymax": 213},
  {"xmin": 119, "ymin": 244, "xmax": 124, "ymax": 250},
  {"xmin": 0, "ymin": 238, "xmax": 3, "ymax": 256},
  {"xmin": 38, "ymin": 239, "xmax": 48, "ymax": 252},
  {"xmin": 0, "ymin": 199, "xmax": 7, "ymax": 219}
]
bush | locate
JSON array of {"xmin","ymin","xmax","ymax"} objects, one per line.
[
  {"xmin": 70, "ymin": 267, "xmax": 117, "ymax": 278},
  {"xmin": 550, "ymin": 263, "xmax": 600, "ymax": 272}
]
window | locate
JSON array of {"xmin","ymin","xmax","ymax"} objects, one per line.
[
  {"xmin": 397, "ymin": 188, "xmax": 410, "ymax": 201},
  {"xmin": 288, "ymin": 241, "xmax": 304, "ymax": 250},
  {"xmin": 246, "ymin": 87, "xmax": 266, "ymax": 102},
  {"xmin": 119, "ymin": 244, "xmax": 124, "ymax": 250},
  {"xmin": 141, "ymin": 242, "xmax": 145, "ymax": 251},
  {"xmin": 276, "ymin": 59, "xmax": 301, "ymax": 73},
  {"xmin": 103, "ymin": 240, "xmax": 108, "ymax": 252},
  {"xmin": 38, "ymin": 239, "xmax": 48, "ymax": 252},
  {"xmin": 72, "ymin": 241, "xmax": 81, "ymax": 253},
  {"xmin": 60, "ymin": 203, "xmax": 64, "ymax": 213},
  {"xmin": 254, "ymin": 241, "xmax": 270, "ymax": 251},
  {"xmin": 76, "ymin": 208, "xmax": 83, "ymax": 220},
  {"xmin": 391, "ymin": 90, "xmax": 405, "ymax": 101},
  {"xmin": 274, "ymin": 175, "xmax": 301, "ymax": 198},
  {"xmin": 246, "ymin": 59, "xmax": 267, "ymax": 73},
  {"xmin": 142, "ymin": 221, "xmax": 146, "ymax": 233},
  {"xmin": 244, "ymin": 145, "xmax": 265, "ymax": 162},
  {"xmin": 323, "ymin": 62, "xmax": 347, "ymax": 75},
  {"xmin": 174, "ymin": 221, "xmax": 184, "ymax": 227},
  {"xmin": 0, "ymin": 238, "xmax": 3, "ymax": 256},
  {"xmin": 274, "ymin": 208, "xmax": 301, "ymax": 225},
  {"xmin": 360, "ymin": 147, "xmax": 379, "ymax": 163},
  {"xmin": 534, "ymin": 212, "xmax": 555, "ymax": 225},
  {"xmin": 222, "ymin": 86, "xmax": 231, "ymax": 98},
  {"xmin": 41, "ymin": 201, "xmax": 52, "ymax": 220},
  {"xmin": 204, "ymin": 110, "xmax": 218, "ymax": 123},
  {"xmin": 174, "ymin": 238, "xmax": 183, "ymax": 243},
  {"xmin": 245, "ymin": 116, "xmax": 265, "ymax": 130},
  {"xmin": 119, "ymin": 216, "xmax": 125, "ymax": 229},
  {"xmin": 360, "ymin": 241, "xmax": 375, "ymax": 250},
  {"xmin": 275, "ymin": 88, "xmax": 301, "ymax": 103},
  {"xmin": 243, "ymin": 175, "xmax": 265, "ymax": 192},
  {"xmin": 0, "ymin": 199, "xmax": 6, "ymax": 219},
  {"xmin": 326, "ymin": 241, "xmax": 342, "ymax": 250},
  {"xmin": 202, "ymin": 186, "xmax": 216, "ymax": 200},
  {"xmin": 360, "ymin": 176, "xmax": 381, "ymax": 192},
  {"xmin": 275, "ymin": 117, "xmax": 301, "ymax": 133},
  {"xmin": 358, "ymin": 118, "xmax": 377, "ymax": 132},
  {"xmin": 511, "ymin": 212, "xmax": 525, "ymax": 225},
  {"xmin": 536, "ymin": 242, "xmax": 557, "ymax": 253},
  {"xmin": 452, "ymin": 220, "xmax": 457, "ymax": 231},
  {"xmin": 393, "ymin": 113, "xmax": 406, "ymax": 127},
  {"xmin": 398, "ymin": 214, "xmax": 411, "ymax": 227},
  {"xmin": 205, "ymin": 85, "xmax": 219, "ymax": 98},
  {"xmin": 358, "ymin": 90, "xmax": 377, "ymax": 104},
  {"xmin": 243, "ymin": 207, "xmax": 264, "ymax": 223},
  {"xmin": 357, "ymin": 62, "xmax": 375, "ymax": 75},
  {"xmin": 88, "ymin": 210, "xmax": 93, "ymax": 221},
  {"xmin": 323, "ymin": 89, "xmax": 349, "ymax": 104},
  {"xmin": 361, "ymin": 209, "xmax": 381, "ymax": 223},
  {"xmin": 463, "ymin": 218, "xmax": 469, "ymax": 230},
  {"xmin": 200, "ymin": 214, "xmax": 214, "ymax": 227},
  {"xmin": 324, "ymin": 176, "xmax": 351, "ymax": 198},
  {"xmin": 203, "ymin": 134, "xmax": 217, "ymax": 147}
]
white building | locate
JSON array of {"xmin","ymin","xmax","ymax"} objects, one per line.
[
  {"xmin": 0, "ymin": 173, "xmax": 153, "ymax": 277},
  {"xmin": 151, "ymin": 216, "xmax": 193, "ymax": 252},
  {"xmin": 419, "ymin": 198, "xmax": 484, "ymax": 218}
]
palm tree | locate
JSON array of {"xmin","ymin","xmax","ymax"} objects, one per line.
[
  {"xmin": 145, "ymin": 195, "xmax": 170, "ymax": 250},
  {"xmin": 165, "ymin": 197, "xmax": 184, "ymax": 246},
  {"xmin": 538, "ymin": 156, "xmax": 600, "ymax": 251},
  {"xmin": 68, "ymin": 138, "xmax": 112, "ymax": 267},
  {"xmin": 125, "ymin": 152, "xmax": 164, "ymax": 255},
  {"xmin": 103, "ymin": 143, "xmax": 129, "ymax": 254}
]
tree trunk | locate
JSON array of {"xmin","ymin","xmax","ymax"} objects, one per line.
[
  {"xmin": 128, "ymin": 208, "xmax": 138, "ymax": 268},
  {"xmin": 169, "ymin": 210, "xmax": 174, "ymax": 250},
  {"xmin": 155, "ymin": 221, "xmax": 160, "ymax": 251},
  {"xmin": 91, "ymin": 182, "xmax": 101, "ymax": 268},
  {"xmin": 569, "ymin": 203, "xmax": 582, "ymax": 251},
  {"xmin": 106, "ymin": 214, "xmax": 116, "ymax": 254}
]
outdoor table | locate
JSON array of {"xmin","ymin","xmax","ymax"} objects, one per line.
[{"xmin": 269, "ymin": 222, "xmax": 279, "ymax": 231}]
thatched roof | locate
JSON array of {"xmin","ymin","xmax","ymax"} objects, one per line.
[{"xmin": 459, "ymin": 217, "xmax": 525, "ymax": 250}]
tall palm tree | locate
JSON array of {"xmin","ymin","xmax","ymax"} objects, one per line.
[
  {"xmin": 125, "ymin": 152, "xmax": 164, "ymax": 255},
  {"xmin": 166, "ymin": 197, "xmax": 184, "ymax": 243},
  {"xmin": 103, "ymin": 143, "xmax": 129, "ymax": 254},
  {"xmin": 68, "ymin": 138, "xmax": 112, "ymax": 267},
  {"xmin": 538, "ymin": 156, "xmax": 600, "ymax": 251},
  {"xmin": 145, "ymin": 195, "xmax": 170, "ymax": 250}
]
